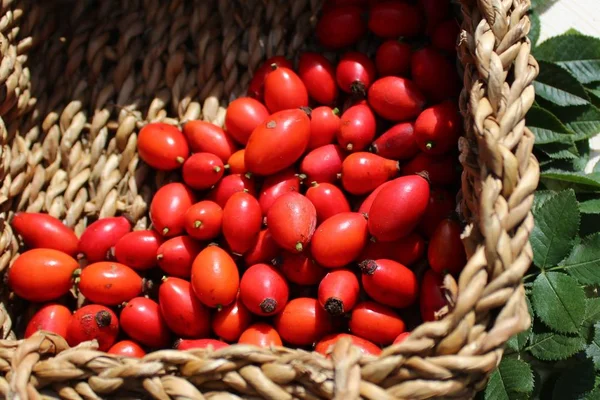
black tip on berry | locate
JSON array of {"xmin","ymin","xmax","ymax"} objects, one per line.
[
  {"xmin": 260, "ymin": 298, "xmax": 277, "ymax": 314},
  {"xmin": 350, "ymin": 80, "xmax": 367, "ymax": 97},
  {"xmin": 359, "ymin": 259, "xmax": 377, "ymax": 275},
  {"xmin": 324, "ymin": 297, "xmax": 345, "ymax": 317},
  {"xmin": 95, "ymin": 310, "xmax": 112, "ymax": 328}
]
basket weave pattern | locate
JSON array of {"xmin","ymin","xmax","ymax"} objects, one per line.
[{"xmin": 0, "ymin": 0, "xmax": 539, "ymax": 398}]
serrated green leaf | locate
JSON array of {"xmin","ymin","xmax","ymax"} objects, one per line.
[
  {"xmin": 586, "ymin": 322, "xmax": 600, "ymax": 369},
  {"xmin": 544, "ymin": 104, "xmax": 600, "ymax": 142},
  {"xmin": 580, "ymin": 298, "xmax": 600, "ymax": 341},
  {"xmin": 527, "ymin": 106, "xmax": 574, "ymax": 144},
  {"xmin": 532, "ymin": 190, "xmax": 558, "ymax": 211},
  {"xmin": 532, "ymin": 272, "xmax": 586, "ymax": 334},
  {"xmin": 541, "ymin": 170, "xmax": 600, "ymax": 192},
  {"xmin": 569, "ymin": 106, "xmax": 600, "ymax": 141},
  {"xmin": 564, "ymin": 28, "xmax": 583, "ymax": 36},
  {"xmin": 540, "ymin": 143, "xmax": 580, "ymax": 160},
  {"xmin": 552, "ymin": 358, "xmax": 596, "ymax": 399},
  {"xmin": 535, "ymin": 34, "xmax": 600, "ymax": 64},
  {"xmin": 557, "ymin": 60, "xmax": 600, "ymax": 85},
  {"xmin": 533, "ymin": 61, "xmax": 590, "ymax": 107},
  {"xmin": 484, "ymin": 358, "xmax": 534, "ymax": 400},
  {"xmin": 535, "ymin": 33, "xmax": 600, "ymax": 90},
  {"xmin": 528, "ymin": 332, "xmax": 585, "ymax": 361},
  {"xmin": 530, "ymin": 190, "xmax": 580, "ymax": 268},
  {"xmin": 528, "ymin": 11, "xmax": 540, "ymax": 48},
  {"xmin": 580, "ymin": 199, "xmax": 600, "ymax": 214},
  {"xmin": 506, "ymin": 297, "xmax": 533, "ymax": 352},
  {"xmin": 561, "ymin": 233, "xmax": 600, "ymax": 284}
]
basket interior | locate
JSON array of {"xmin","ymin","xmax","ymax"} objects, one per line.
[
  {"xmin": 1, "ymin": 0, "xmax": 333, "ymax": 227},
  {"xmin": 0, "ymin": 0, "xmax": 538, "ymax": 398}
]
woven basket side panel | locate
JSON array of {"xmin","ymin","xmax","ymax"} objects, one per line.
[{"xmin": 0, "ymin": 0, "xmax": 48, "ymax": 341}]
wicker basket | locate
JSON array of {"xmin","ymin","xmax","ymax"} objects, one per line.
[{"xmin": 0, "ymin": 0, "xmax": 539, "ymax": 398}]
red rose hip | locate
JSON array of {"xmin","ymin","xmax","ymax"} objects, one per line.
[
  {"xmin": 318, "ymin": 268, "xmax": 360, "ymax": 316},
  {"xmin": 368, "ymin": 175, "xmax": 430, "ymax": 241},
  {"xmin": 67, "ymin": 305, "xmax": 119, "ymax": 351},
  {"xmin": 311, "ymin": 212, "xmax": 368, "ymax": 268},
  {"xmin": 240, "ymin": 263, "xmax": 289, "ymax": 316},
  {"xmin": 359, "ymin": 259, "xmax": 418, "ymax": 308},
  {"xmin": 267, "ymin": 192, "xmax": 317, "ymax": 253}
]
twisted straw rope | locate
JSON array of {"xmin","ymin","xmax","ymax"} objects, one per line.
[{"xmin": 0, "ymin": 0, "xmax": 539, "ymax": 398}]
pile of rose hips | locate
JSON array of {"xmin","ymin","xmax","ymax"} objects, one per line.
[{"xmin": 8, "ymin": 0, "xmax": 466, "ymax": 358}]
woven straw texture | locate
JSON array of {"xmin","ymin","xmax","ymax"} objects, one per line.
[{"xmin": 0, "ymin": 0, "xmax": 539, "ymax": 398}]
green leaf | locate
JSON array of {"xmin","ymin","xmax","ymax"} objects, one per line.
[
  {"xmin": 528, "ymin": 11, "xmax": 540, "ymax": 48},
  {"xmin": 527, "ymin": 106, "xmax": 574, "ymax": 144},
  {"xmin": 539, "ymin": 143, "xmax": 579, "ymax": 160},
  {"xmin": 541, "ymin": 170, "xmax": 600, "ymax": 192},
  {"xmin": 552, "ymin": 358, "xmax": 596, "ymax": 399},
  {"xmin": 564, "ymin": 28, "xmax": 583, "ymax": 36},
  {"xmin": 531, "ymin": 272, "xmax": 586, "ymax": 334},
  {"xmin": 581, "ymin": 298, "xmax": 600, "ymax": 341},
  {"xmin": 540, "ymin": 102, "xmax": 600, "ymax": 142},
  {"xmin": 587, "ymin": 322, "xmax": 600, "ymax": 369},
  {"xmin": 506, "ymin": 330, "xmax": 531, "ymax": 353},
  {"xmin": 568, "ymin": 106, "xmax": 600, "ymax": 141},
  {"xmin": 533, "ymin": 61, "xmax": 590, "ymax": 107},
  {"xmin": 529, "ymin": 190, "xmax": 580, "ymax": 268},
  {"xmin": 484, "ymin": 358, "xmax": 534, "ymax": 400},
  {"xmin": 573, "ymin": 156, "xmax": 592, "ymax": 173},
  {"xmin": 533, "ymin": 190, "xmax": 557, "ymax": 211},
  {"xmin": 561, "ymin": 233, "xmax": 600, "ymax": 285},
  {"xmin": 583, "ymin": 389, "xmax": 600, "ymax": 400},
  {"xmin": 535, "ymin": 33, "xmax": 600, "ymax": 63},
  {"xmin": 535, "ymin": 34, "xmax": 600, "ymax": 84},
  {"xmin": 506, "ymin": 297, "xmax": 533, "ymax": 352},
  {"xmin": 586, "ymin": 88, "xmax": 600, "ymax": 108},
  {"xmin": 586, "ymin": 86, "xmax": 600, "ymax": 108},
  {"xmin": 528, "ymin": 332, "xmax": 585, "ymax": 361},
  {"xmin": 580, "ymin": 199, "xmax": 600, "ymax": 214},
  {"xmin": 588, "ymin": 88, "xmax": 600, "ymax": 97},
  {"xmin": 558, "ymin": 60, "xmax": 600, "ymax": 85}
]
